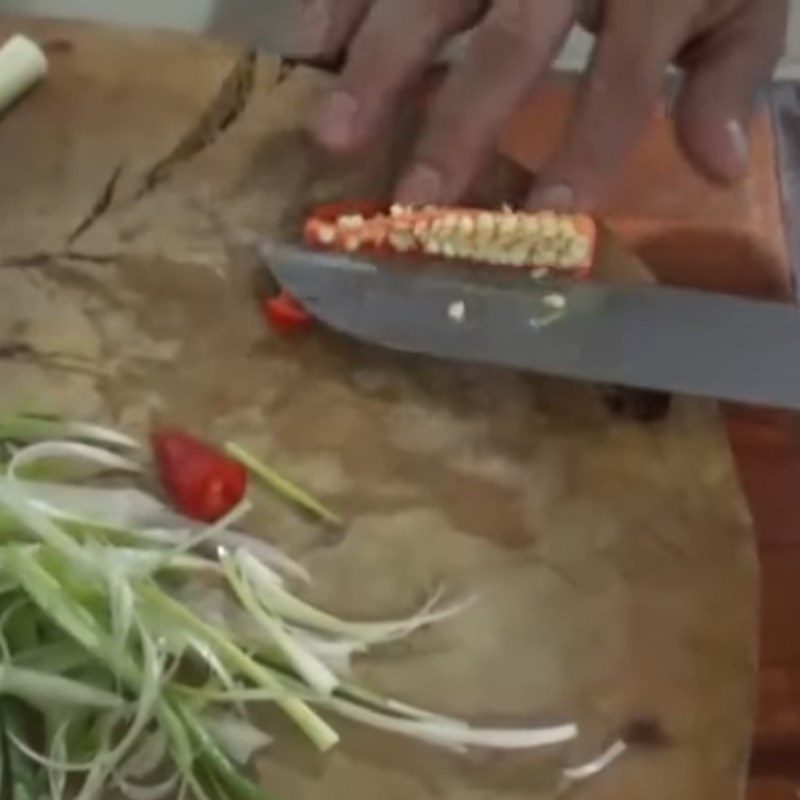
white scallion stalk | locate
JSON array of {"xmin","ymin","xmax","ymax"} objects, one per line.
[
  {"xmin": 8, "ymin": 728, "xmax": 98, "ymax": 773},
  {"xmin": 563, "ymin": 739, "xmax": 628, "ymax": 782},
  {"xmin": 12, "ymin": 642, "xmax": 91, "ymax": 674},
  {"xmin": 2, "ymin": 548, "xmax": 106, "ymax": 654},
  {"xmin": 238, "ymin": 549, "xmax": 472, "ymax": 645},
  {"xmin": 186, "ymin": 635, "xmax": 243, "ymax": 713},
  {"xmin": 0, "ymin": 36, "xmax": 47, "ymax": 115},
  {"xmin": 199, "ymin": 710, "xmax": 273, "ymax": 765},
  {"xmin": 0, "ymin": 483, "xmax": 101, "ymax": 571},
  {"xmin": 0, "ymin": 664, "xmax": 124, "ymax": 709},
  {"xmin": 116, "ymin": 730, "xmax": 169, "ymax": 780},
  {"xmin": 8, "ymin": 441, "xmax": 141, "ymax": 482},
  {"xmin": 0, "ymin": 480, "xmax": 186, "ymax": 531},
  {"xmin": 108, "ymin": 566, "xmax": 136, "ymax": 648},
  {"xmin": 55, "ymin": 421, "xmax": 139, "ymax": 450},
  {"xmin": 8, "ymin": 441, "xmax": 141, "ymax": 527},
  {"xmin": 48, "ymin": 722, "xmax": 69, "ymax": 800},
  {"xmin": 139, "ymin": 583, "xmax": 340, "ymax": 753},
  {"xmin": 319, "ymin": 695, "xmax": 578, "ymax": 752},
  {"xmin": 287, "ymin": 627, "xmax": 365, "ymax": 677},
  {"xmin": 117, "ymin": 774, "xmax": 180, "ymax": 800},
  {"xmin": 339, "ymin": 683, "xmax": 469, "ymax": 727},
  {"xmin": 0, "ymin": 419, "xmax": 590, "ymax": 798},
  {"xmin": 221, "ymin": 550, "xmax": 339, "ymax": 696},
  {"xmin": 0, "ymin": 414, "xmax": 138, "ymax": 449},
  {"xmin": 185, "ymin": 498, "xmax": 253, "ymax": 551},
  {"xmin": 73, "ymin": 631, "xmax": 165, "ymax": 800},
  {"xmin": 1, "ymin": 476, "xmax": 312, "ymax": 581}
]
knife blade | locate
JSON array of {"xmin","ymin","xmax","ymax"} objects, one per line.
[
  {"xmin": 262, "ymin": 241, "xmax": 800, "ymax": 410},
  {"xmin": 0, "ymin": 0, "xmax": 300, "ymax": 55}
]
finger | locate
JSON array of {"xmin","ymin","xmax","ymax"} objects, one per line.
[
  {"xmin": 298, "ymin": 0, "xmax": 372, "ymax": 60},
  {"xmin": 527, "ymin": 6, "xmax": 687, "ymax": 210},
  {"xmin": 674, "ymin": 4, "xmax": 788, "ymax": 182},
  {"xmin": 312, "ymin": 0, "xmax": 482, "ymax": 153},
  {"xmin": 395, "ymin": 0, "xmax": 577, "ymax": 205}
]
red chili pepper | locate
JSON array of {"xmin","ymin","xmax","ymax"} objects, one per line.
[
  {"xmin": 304, "ymin": 200, "xmax": 392, "ymax": 257},
  {"xmin": 308, "ymin": 200, "xmax": 387, "ymax": 224},
  {"xmin": 262, "ymin": 292, "xmax": 313, "ymax": 335},
  {"xmin": 151, "ymin": 429, "xmax": 247, "ymax": 522},
  {"xmin": 303, "ymin": 200, "xmax": 596, "ymax": 278}
]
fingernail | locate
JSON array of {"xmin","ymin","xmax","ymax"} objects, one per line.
[
  {"xmin": 724, "ymin": 119, "xmax": 749, "ymax": 175},
  {"xmin": 395, "ymin": 164, "xmax": 444, "ymax": 205},
  {"xmin": 527, "ymin": 183, "xmax": 576, "ymax": 211},
  {"xmin": 300, "ymin": 0, "xmax": 331, "ymax": 54},
  {"xmin": 315, "ymin": 91, "xmax": 359, "ymax": 150}
]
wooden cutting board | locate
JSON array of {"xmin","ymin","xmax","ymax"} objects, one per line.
[{"xmin": 0, "ymin": 18, "xmax": 756, "ymax": 800}]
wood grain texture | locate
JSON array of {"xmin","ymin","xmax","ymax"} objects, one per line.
[{"xmin": 0, "ymin": 17, "xmax": 758, "ymax": 800}]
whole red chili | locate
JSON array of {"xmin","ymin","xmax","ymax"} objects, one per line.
[
  {"xmin": 262, "ymin": 291, "xmax": 313, "ymax": 334},
  {"xmin": 151, "ymin": 429, "xmax": 247, "ymax": 522}
]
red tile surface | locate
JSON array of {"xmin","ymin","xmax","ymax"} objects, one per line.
[{"xmin": 500, "ymin": 76, "xmax": 800, "ymax": 794}]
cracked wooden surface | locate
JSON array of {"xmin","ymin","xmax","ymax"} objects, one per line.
[{"xmin": 0, "ymin": 16, "xmax": 756, "ymax": 800}]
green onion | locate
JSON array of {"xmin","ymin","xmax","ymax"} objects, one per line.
[
  {"xmin": 224, "ymin": 443, "xmax": 343, "ymax": 529},
  {"xmin": 139, "ymin": 583, "xmax": 340, "ymax": 753},
  {"xmin": 0, "ymin": 420, "xmax": 586, "ymax": 799},
  {"xmin": 1, "ymin": 698, "xmax": 45, "ymax": 800},
  {"xmin": 0, "ymin": 414, "xmax": 138, "ymax": 450},
  {"xmin": 220, "ymin": 551, "xmax": 339, "ymax": 696}
]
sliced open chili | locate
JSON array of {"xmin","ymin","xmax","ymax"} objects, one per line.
[{"xmin": 303, "ymin": 201, "xmax": 597, "ymax": 278}]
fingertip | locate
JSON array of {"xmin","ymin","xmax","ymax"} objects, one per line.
[
  {"xmin": 673, "ymin": 30, "xmax": 767, "ymax": 184},
  {"xmin": 675, "ymin": 101, "xmax": 751, "ymax": 183},
  {"xmin": 394, "ymin": 163, "xmax": 445, "ymax": 205},
  {"xmin": 312, "ymin": 90, "xmax": 361, "ymax": 151},
  {"xmin": 721, "ymin": 118, "xmax": 751, "ymax": 178}
]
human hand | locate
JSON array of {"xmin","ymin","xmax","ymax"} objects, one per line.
[{"xmin": 300, "ymin": 0, "xmax": 788, "ymax": 210}]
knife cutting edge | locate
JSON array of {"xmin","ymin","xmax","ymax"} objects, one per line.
[{"xmin": 262, "ymin": 240, "xmax": 800, "ymax": 411}]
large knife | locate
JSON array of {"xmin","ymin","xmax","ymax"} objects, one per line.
[
  {"xmin": 264, "ymin": 240, "xmax": 800, "ymax": 410},
  {"xmin": 8, "ymin": 0, "xmax": 800, "ymax": 408},
  {"xmin": 0, "ymin": 0, "xmax": 302, "ymax": 55}
]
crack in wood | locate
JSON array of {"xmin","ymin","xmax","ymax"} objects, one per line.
[
  {"xmin": 135, "ymin": 49, "xmax": 258, "ymax": 198},
  {"xmin": 64, "ymin": 251, "xmax": 120, "ymax": 266},
  {"xmin": 0, "ymin": 342, "xmax": 36, "ymax": 359},
  {"xmin": 0, "ymin": 341, "xmax": 104, "ymax": 377},
  {"xmin": 11, "ymin": 50, "xmax": 270, "ymax": 261},
  {"xmin": 67, "ymin": 162, "xmax": 125, "ymax": 246},
  {"xmin": 0, "ymin": 251, "xmax": 55, "ymax": 269},
  {"xmin": 1, "ymin": 251, "xmax": 120, "ymax": 270}
]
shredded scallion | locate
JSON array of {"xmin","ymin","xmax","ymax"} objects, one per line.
[{"xmin": 0, "ymin": 420, "xmax": 581, "ymax": 799}]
